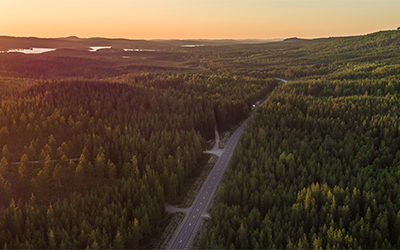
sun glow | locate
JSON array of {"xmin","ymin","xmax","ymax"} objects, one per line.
[{"xmin": 1, "ymin": 0, "xmax": 399, "ymax": 39}]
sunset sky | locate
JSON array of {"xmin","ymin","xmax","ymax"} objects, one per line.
[{"xmin": 1, "ymin": 0, "xmax": 399, "ymax": 40}]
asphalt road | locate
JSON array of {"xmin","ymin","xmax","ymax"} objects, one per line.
[
  {"xmin": 168, "ymin": 120, "xmax": 247, "ymax": 249},
  {"xmin": 275, "ymin": 78, "xmax": 287, "ymax": 84},
  {"xmin": 168, "ymin": 78, "xmax": 286, "ymax": 249}
]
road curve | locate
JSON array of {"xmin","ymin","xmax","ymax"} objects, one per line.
[
  {"xmin": 276, "ymin": 78, "xmax": 287, "ymax": 84},
  {"xmin": 167, "ymin": 120, "xmax": 248, "ymax": 249}
]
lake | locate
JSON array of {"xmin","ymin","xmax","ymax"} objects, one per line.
[
  {"xmin": 89, "ymin": 46, "xmax": 111, "ymax": 52},
  {"xmin": 5, "ymin": 48, "xmax": 56, "ymax": 54},
  {"xmin": 180, "ymin": 44, "xmax": 204, "ymax": 48},
  {"xmin": 124, "ymin": 49, "xmax": 158, "ymax": 52}
]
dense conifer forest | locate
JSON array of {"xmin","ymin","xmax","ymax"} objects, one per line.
[
  {"xmin": 201, "ymin": 30, "xmax": 400, "ymax": 249},
  {"xmin": 1, "ymin": 29, "xmax": 400, "ymax": 249},
  {"xmin": 0, "ymin": 39, "xmax": 276, "ymax": 248}
]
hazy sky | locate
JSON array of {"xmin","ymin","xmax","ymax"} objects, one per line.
[{"xmin": 1, "ymin": 0, "xmax": 399, "ymax": 39}]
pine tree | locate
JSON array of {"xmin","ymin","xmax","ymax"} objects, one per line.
[
  {"xmin": 0, "ymin": 126, "xmax": 9, "ymax": 146},
  {"xmin": 48, "ymin": 229, "xmax": 57, "ymax": 249},
  {"xmin": 107, "ymin": 160, "xmax": 117, "ymax": 180},
  {"xmin": 112, "ymin": 231, "xmax": 124, "ymax": 249},
  {"xmin": 75, "ymin": 164, "xmax": 85, "ymax": 190},
  {"xmin": 1, "ymin": 145, "xmax": 11, "ymax": 162}
]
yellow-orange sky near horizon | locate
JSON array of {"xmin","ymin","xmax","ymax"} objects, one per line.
[{"xmin": 1, "ymin": 0, "xmax": 399, "ymax": 40}]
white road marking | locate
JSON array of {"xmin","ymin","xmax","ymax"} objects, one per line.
[{"xmin": 168, "ymin": 120, "xmax": 250, "ymax": 249}]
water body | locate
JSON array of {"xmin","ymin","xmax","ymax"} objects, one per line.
[
  {"xmin": 124, "ymin": 49, "xmax": 158, "ymax": 52},
  {"xmin": 180, "ymin": 44, "xmax": 204, "ymax": 48},
  {"xmin": 89, "ymin": 46, "xmax": 111, "ymax": 52},
  {"xmin": 5, "ymin": 48, "xmax": 56, "ymax": 54}
]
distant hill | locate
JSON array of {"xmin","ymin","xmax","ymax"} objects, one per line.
[
  {"xmin": 283, "ymin": 37, "xmax": 308, "ymax": 41},
  {"xmin": 0, "ymin": 36, "xmax": 280, "ymax": 51},
  {"xmin": 1, "ymin": 29, "xmax": 399, "ymax": 79}
]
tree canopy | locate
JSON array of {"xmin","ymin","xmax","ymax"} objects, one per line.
[{"xmin": 201, "ymin": 29, "xmax": 400, "ymax": 249}]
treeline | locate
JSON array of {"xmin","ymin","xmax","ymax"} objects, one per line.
[
  {"xmin": 281, "ymin": 75, "xmax": 399, "ymax": 97},
  {"xmin": 190, "ymin": 30, "xmax": 400, "ymax": 80},
  {"xmin": 0, "ymin": 72, "xmax": 276, "ymax": 249},
  {"xmin": 201, "ymin": 68, "xmax": 400, "ymax": 248}
]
